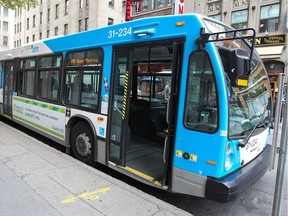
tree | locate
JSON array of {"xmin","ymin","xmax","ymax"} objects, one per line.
[{"xmin": 0, "ymin": 0, "xmax": 37, "ymax": 10}]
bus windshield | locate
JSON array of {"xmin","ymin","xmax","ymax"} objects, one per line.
[{"xmin": 204, "ymin": 19, "xmax": 272, "ymax": 136}]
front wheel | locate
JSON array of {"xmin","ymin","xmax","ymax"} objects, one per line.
[{"xmin": 71, "ymin": 122, "xmax": 95, "ymax": 164}]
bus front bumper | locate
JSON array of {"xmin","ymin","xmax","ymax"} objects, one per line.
[{"xmin": 205, "ymin": 144, "xmax": 272, "ymax": 202}]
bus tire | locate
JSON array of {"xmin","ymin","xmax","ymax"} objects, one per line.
[{"xmin": 71, "ymin": 121, "xmax": 94, "ymax": 164}]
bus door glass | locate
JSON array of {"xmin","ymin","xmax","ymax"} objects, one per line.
[
  {"xmin": 3, "ymin": 61, "xmax": 15, "ymax": 117},
  {"xmin": 108, "ymin": 48, "xmax": 131, "ymax": 165}
]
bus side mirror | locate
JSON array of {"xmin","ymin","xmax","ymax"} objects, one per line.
[{"xmin": 219, "ymin": 48, "xmax": 250, "ymax": 87}]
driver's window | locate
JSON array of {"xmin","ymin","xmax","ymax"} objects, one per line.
[{"xmin": 184, "ymin": 51, "xmax": 218, "ymax": 133}]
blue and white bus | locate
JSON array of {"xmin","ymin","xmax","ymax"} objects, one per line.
[{"xmin": 0, "ymin": 14, "xmax": 273, "ymax": 202}]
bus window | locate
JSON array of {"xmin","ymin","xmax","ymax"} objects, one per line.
[
  {"xmin": 39, "ymin": 71, "xmax": 60, "ymax": 100},
  {"xmin": 184, "ymin": 51, "xmax": 218, "ymax": 133},
  {"xmin": 81, "ymin": 70, "xmax": 100, "ymax": 108},
  {"xmin": 65, "ymin": 48, "xmax": 103, "ymax": 109},
  {"xmin": 38, "ymin": 55, "xmax": 62, "ymax": 101},
  {"xmin": 132, "ymin": 45, "xmax": 173, "ymax": 105},
  {"xmin": 19, "ymin": 58, "xmax": 36, "ymax": 97},
  {"xmin": 65, "ymin": 70, "xmax": 81, "ymax": 105}
]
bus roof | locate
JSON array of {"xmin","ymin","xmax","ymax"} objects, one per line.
[{"xmin": 0, "ymin": 13, "xmax": 212, "ymax": 61}]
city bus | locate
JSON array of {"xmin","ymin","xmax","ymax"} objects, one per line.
[{"xmin": 0, "ymin": 14, "xmax": 273, "ymax": 202}]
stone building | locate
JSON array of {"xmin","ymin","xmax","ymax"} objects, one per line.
[
  {"xmin": 13, "ymin": 0, "xmax": 124, "ymax": 47},
  {"xmin": 0, "ymin": 5, "xmax": 14, "ymax": 50}
]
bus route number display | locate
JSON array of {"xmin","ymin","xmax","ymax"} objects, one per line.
[{"xmin": 108, "ymin": 27, "xmax": 132, "ymax": 39}]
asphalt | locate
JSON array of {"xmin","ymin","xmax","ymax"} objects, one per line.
[{"xmin": 0, "ymin": 121, "xmax": 191, "ymax": 216}]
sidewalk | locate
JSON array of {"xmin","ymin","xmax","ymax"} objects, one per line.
[{"xmin": 0, "ymin": 121, "xmax": 191, "ymax": 216}]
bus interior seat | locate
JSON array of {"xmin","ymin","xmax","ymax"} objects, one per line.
[{"xmin": 129, "ymin": 104, "xmax": 167, "ymax": 142}]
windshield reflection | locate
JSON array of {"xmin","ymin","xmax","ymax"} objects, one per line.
[{"xmin": 203, "ymin": 19, "xmax": 272, "ymax": 136}]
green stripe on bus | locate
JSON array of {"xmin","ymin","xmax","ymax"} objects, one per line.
[
  {"xmin": 13, "ymin": 97, "xmax": 65, "ymax": 113},
  {"xmin": 13, "ymin": 114, "xmax": 65, "ymax": 140}
]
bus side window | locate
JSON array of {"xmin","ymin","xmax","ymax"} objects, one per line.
[
  {"xmin": 184, "ymin": 51, "xmax": 218, "ymax": 133},
  {"xmin": 65, "ymin": 71, "xmax": 81, "ymax": 105},
  {"xmin": 80, "ymin": 71, "xmax": 100, "ymax": 108}
]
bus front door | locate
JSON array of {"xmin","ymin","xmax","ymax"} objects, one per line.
[
  {"xmin": 108, "ymin": 48, "xmax": 131, "ymax": 166},
  {"xmin": 108, "ymin": 41, "xmax": 183, "ymax": 187},
  {"xmin": 3, "ymin": 61, "xmax": 14, "ymax": 119}
]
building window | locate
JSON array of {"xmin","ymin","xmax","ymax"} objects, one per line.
[
  {"xmin": 27, "ymin": 18, "xmax": 29, "ymax": 30},
  {"xmin": 39, "ymin": 32, "xmax": 42, "ymax": 40},
  {"xmin": 78, "ymin": 19, "xmax": 82, "ymax": 32},
  {"xmin": 55, "ymin": 27, "xmax": 58, "ymax": 36},
  {"xmin": 15, "ymin": 24, "xmax": 16, "ymax": 34},
  {"xmin": 33, "ymin": 15, "xmax": 36, "ymax": 27},
  {"xmin": 231, "ymin": 10, "xmax": 248, "ymax": 30},
  {"xmin": 86, "ymin": 0, "xmax": 89, "ymax": 6},
  {"xmin": 40, "ymin": 12, "xmax": 43, "ymax": 24},
  {"xmin": 3, "ymin": 7, "xmax": 8, "ymax": 16},
  {"xmin": 3, "ymin": 21, "xmax": 8, "ymax": 31},
  {"xmin": 132, "ymin": 0, "xmax": 171, "ymax": 15},
  {"xmin": 47, "ymin": 8, "xmax": 50, "ymax": 22},
  {"xmin": 55, "ymin": 4, "xmax": 59, "ymax": 19},
  {"xmin": 17, "ymin": 23, "xmax": 19, "ymax": 32},
  {"xmin": 209, "ymin": 14, "xmax": 221, "ymax": 21},
  {"xmin": 65, "ymin": 0, "xmax": 69, "ymax": 15},
  {"xmin": 20, "ymin": 22, "xmax": 22, "ymax": 31},
  {"xmin": 79, "ymin": 0, "xmax": 83, "ymax": 8},
  {"xmin": 259, "ymin": 3, "xmax": 280, "ymax": 33},
  {"xmin": 109, "ymin": 0, "xmax": 114, "ymax": 6},
  {"xmin": 64, "ymin": 24, "xmax": 68, "ymax": 35},
  {"xmin": 85, "ymin": 17, "xmax": 89, "ymax": 30},
  {"xmin": 108, "ymin": 18, "xmax": 114, "ymax": 26},
  {"xmin": 32, "ymin": 35, "xmax": 35, "ymax": 41},
  {"xmin": 26, "ymin": 36, "xmax": 29, "ymax": 43},
  {"xmin": 3, "ymin": 36, "xmax": 8, "ymax": 46},
  {"xmin": 47, "ymin": 30, "xmax": 50, "ymax": 38},
  {"xmin": 156, "ymin": 0, "xmax": 165, "ymax": 9}
]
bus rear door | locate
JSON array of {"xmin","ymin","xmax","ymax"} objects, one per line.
[{"xmin": 3, "ymin": 61, "xmax": 15, "ymax": 119}]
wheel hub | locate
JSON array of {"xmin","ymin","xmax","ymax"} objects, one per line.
[{"xmin": 75, "ymin": 133, "xmax": 92, "ymax": 157}]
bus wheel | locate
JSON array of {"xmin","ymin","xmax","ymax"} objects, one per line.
[{"xmin": 71, "ymin": 122, "xmax": 94, "ymax": 164}]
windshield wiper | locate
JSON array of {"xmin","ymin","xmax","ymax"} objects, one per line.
[{"xmin": 238, "ymin": 113, "xmax": 267, "ymax": 148}]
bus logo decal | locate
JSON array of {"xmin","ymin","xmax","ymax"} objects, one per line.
[{"xmin": 99, "ymin": 127, "xmax": 105, "ymax": 136}]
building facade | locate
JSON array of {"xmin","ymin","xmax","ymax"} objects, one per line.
[
  {"xmin": 130, "ymin": 0, "xmax": 287, "ymax": 100},
  {"xmin": 0, "ymin": 6, "xmax": 14, "ymax": 51},
  {"xmin": 14, "ymin": 0, "xmax": 125, "ymax": 47}
]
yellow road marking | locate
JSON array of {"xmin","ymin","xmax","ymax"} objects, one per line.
[{"xmin": 61, "ymin": 187, "xmax": 110, "ymax": 204}]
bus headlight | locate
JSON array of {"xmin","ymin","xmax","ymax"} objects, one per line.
[{"xmin": 225, "ymin": 142, "xmax": 234, "ymax": 171}]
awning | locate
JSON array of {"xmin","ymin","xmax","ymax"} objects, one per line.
[{"xmin": 256, "ymin": 46, "xmax": 284, "ymax": 59}]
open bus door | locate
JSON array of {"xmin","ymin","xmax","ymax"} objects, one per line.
[
  {"xmin": 108, "ymin": 48, "xmax": 131, "ymax": 166},
  {"xmin": 3, "ymin": 61, "xmax": 15, "ymax": 119},
  {"xmin": 108, "ymin": 41, "xmax": 183, "ymax": 187}
]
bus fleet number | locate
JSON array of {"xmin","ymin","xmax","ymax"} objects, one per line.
[{"xmin": 108, "ymin": 27, "xmax": 132, "ymax": 39}]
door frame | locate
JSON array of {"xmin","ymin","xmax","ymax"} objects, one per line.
[
  {"xmin": 107, "ymin": 39, "xmax": 185, "ymax": 178},
  {"xmin": 3, "ymin": 60, "xmax": 15, "ymax": 119}
]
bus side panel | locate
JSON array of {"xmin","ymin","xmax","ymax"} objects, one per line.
[{"xmin": 12, "ymin": 96, "xmax": 66, "ymax": 141}]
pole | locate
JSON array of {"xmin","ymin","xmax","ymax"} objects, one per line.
[
  {"xmin": 270, "ymin": 73, "xmax": 285, "ymax": 170},
  {"xmin": 272, "ymin": 83, "xmax": 288, "ymax": 216}
]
